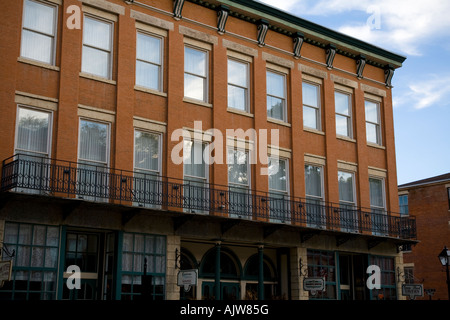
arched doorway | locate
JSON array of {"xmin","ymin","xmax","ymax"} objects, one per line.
[
  {"xmin": 199, "ymin": 246, "xmax": 242, "ymax": 300},
  {"xmin": 243, "ymin": 254, "xmax": 277, "ymax": 299}
]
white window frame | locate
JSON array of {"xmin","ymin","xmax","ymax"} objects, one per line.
[
  {"xmin": 76, "ymin": 118, "xmax": 111, "ymax": 202},
  {"xmin": 335, "ymin": 90, "xmax": 353, "ymax": 138},
  {"xmin": 369, "ymin": 176, "xmax": 387, "ymax": 236},
  {"xmin": 184, "ymin": 45, "xmax": 209, "ymax": 103},
  {"xmin": 20, "ymin": 0, "xmax": 58, "ymax": 65},
  {"xmin": 365, "ymin": 99, "xmax": 382, "ymax": 145},
  {"xmin": 268, "ymin": 157, "xmax": 290, "ymax": 223},
  {"xmin": 304, "ymin": 163, "xmax": 326, "ymax": 228},
  {"xmin": 133, "ymin": 129, "xmax": 162, "ymax": 208},
  {"xmin": 302, "ymin": 81, "xmax": 321, "ymax": 131},
  {"xmin": 266, "ymin": 69, "xmax": 287, "ymax": 122},
  {"xmin": 227, "ymin": 57, "xmax": 250, "ymax": 112},
  {"xmin": 135, "ymin": 31, "xmax": 164, "ymax": 92},
  {"xmin": 82, "ymin": 14, "xmax": 114, "ymax": 79},
  {"xmin": 338, "ymin": 170, "xmax": 358, "ymax": 232}
]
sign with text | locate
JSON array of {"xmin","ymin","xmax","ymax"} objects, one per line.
[
  {"xmin": 303, "ymin": 277, "xmax": 325, "ymax": 295},
  {"xmin": 177, "ymin": 269, "xmax": 198, "ymax": 292},
  {"xmin": 402, "ymin": 284, "xmax": 423, "ymax": 300}
]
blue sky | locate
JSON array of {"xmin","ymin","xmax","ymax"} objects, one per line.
[{"xmin": 258, "ymin": 0, "xmax": 450, "ymax": 185}]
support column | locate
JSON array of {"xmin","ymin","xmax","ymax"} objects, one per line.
[
  {"xmin": 258, "ymin": 244, "xmax": 264, "ymax": 300},
  {"xmin": 215, "ymin": 241, "xmax": 221, "ymax": 300}
]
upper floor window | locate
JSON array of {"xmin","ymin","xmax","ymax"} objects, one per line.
[
  {"xmin": 365, "ymin": 100, "xmax": 382, "ymax": 145},
  {"xmin": 335, "ymin": 91, "xmax": 352, "ymax": 138},
  {"xmin": 184, "ymin": 140, "xmax": 208, "ymax": 213},
  {"xmin": 21, "ymin": 0, "xmax": 57, "ymax": 65},
  {"xmin": 303, "ymin": 82, "xmax": 321, "ymax": 131},
  {"xmin": 228, "ymin": 148, "xmax": 250, "ymax": 218},
  {"xmin": 399, "ymin": 194, "xmax": 409, "ymax": 216},
  {"xmin": 184, "ymin": 46, "xmax": 208, "ymax": 102},
  {"xmin": 268, "ymin": 158, "xmax": 289, "ymax": 222},
  {"xmin": 228, "ymin": 58, "xmax": 249, "ymax": 112},
  {"xmin": 266, "ymin": 70, "xmax": 287, "ymax": 121},
  {"xmin": 305, "ymin": 164, "xmax": 325, "ymax": 228},
  {"xmin": 136, "ymin": 32, "xmax": 163, "ymax": 91},
  {"xmin": 82, "ymin": 15, "xmax": 113, "ymax": 79},
  {"xmin": 338, "ymin": 171, "xmax": 357, "ymax": 232}
]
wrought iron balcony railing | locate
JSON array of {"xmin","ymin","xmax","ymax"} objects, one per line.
[{"xmin": 1, "ymin": 154, "xmax": 417, "ymax": 240}]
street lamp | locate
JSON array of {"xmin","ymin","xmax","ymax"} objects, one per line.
[{"xmin": 438, "ymin": 246, "xmax": 450, "ymax": 300}]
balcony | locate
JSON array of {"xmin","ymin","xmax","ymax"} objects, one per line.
[{"xmin": 1, "ymin": 154, "xmax": 417, "ymax": 240}]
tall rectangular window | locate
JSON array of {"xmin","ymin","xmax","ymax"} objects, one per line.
[
  {"xmin": 133, "ymin": 130, "xmax": 161, "ymax": 208},
  {"xmin": 305, "ymin": 164, "xmax": 325, "ymax": 228},
  {"xmin": 15, "ymin": 106, "xmax": 52, "ymax": 193},
  {"xmin": 303, "ymin": 82, "xmax": 321, "ymax": 130},
  {"xmin": 266, "ymin": 70, "xmax": 286, "ymax": 121},
  {"xmin": 184, "ymin": 46, "xmax": 208, "ymax": 102},
  {"xmin": 335, "ymin": 91, "xmax": 352, "ymax": 138},
  {"xmin": 77, "ymin": 119, "xmax": 110, "ymax": 201},
  {"xmin": 228, "ymin": 58, "xmax": 249, "ymax": 112},
  {"xmin": 365, "ymin": 100, "xmax": 382, "ymax": 145},
  {"xmin": 268, "ymin": 158, "xmax": 289, "ymax": 222},
  {"xmin": 369, "ymin": 177, "xmax": 387, "ymax": 236},
  {"xmin": 228, "ymin": 148, "xmax": 250, "ymax": 218},
  {"xmin": 82, "ymin": 15, "xmax": 113, "ymax": 79},
  {"xmin": 184, "ymin": 140, "xmax": 208, "ymax": 213},
  {"xmin": 338, "ymin": 171, "xmax": 357, "ymax": 232},
  {"xmin": 21, "ymin": 0, "xmax": 57, "ymax": 65},
  {"xmin": 136, "ymin": 32, "xmax": 163, "ymax": 91},
  {"xmin": 398, "ymin": 194, "xmax": 409, "ymax": 216}
]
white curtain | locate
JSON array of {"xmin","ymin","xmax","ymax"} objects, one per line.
[
  {"xmin": 184, "ymin": 140, "xmax": 206, "ymax": 178},
  {"xmin": 79, "ymin": 120, "xmax": 108, "ymax": 163},
  {"xmin": 338, "ymin": 171, "xmax": 354, "ymax": 203},
  {"xmin": 269, "ymin": 158, "xmax": 286, "ymax": 192},
  {"xmin": 82, "ymin": 16, "xmax": 112, "ymax": 78},
  {"xmin": 305, "ymin": 165, "xmax": 322, "ymax": 197},
  {"xmin": 369, "ymin": 178, "xmax": 384, "ymax": 208},
  {"xmin": 16, "ymin": 107, "xmax": 50, "ymax": 154},
  {"xmin": 134, "ymin": 131, "xmax": 160, "ymax": 172}
]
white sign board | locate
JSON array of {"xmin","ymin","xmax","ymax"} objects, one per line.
[
  {"xmin": 402, "ymin": 284, "xmax": 423, "ymax": 300},
  {"xmin": 177, "ymin": 269, "xmax": 198, "ymax": 292},
  {"xmin": 303, "ymin": 277, "xmax": 325, "ymax": 295}
]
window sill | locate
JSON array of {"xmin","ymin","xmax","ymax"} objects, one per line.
[
  {"xmin": 367, "ymin": 142, "xmax": 385, "ymax": 150},
  {"xmin": 227, "ymin": 108, "xmax": 254, "ymax": 118},
  {"xmin": 17, "ymin": 57, "xmax": 60, "ymax": 71},
  {"xmin": 267, "ymin": 117, "xmax": 291, "ymax": 127},
  {"xmin": 183, "ymin": 97, "xmax": 213, "ymax": 108},
  {"xmin": 304, "ymin": 127, "xmax": 325, "ymax": 135},
  {"xmin": 337, "ymin": 135, "xmax": 356, "ymax": 143},
  {"xmin": 79, "ymin": 72, "xmax": 116, "ymax": 85},
  {"xmin": 134, "ymin": 85, "xmax": 167, "ymax": 97}
]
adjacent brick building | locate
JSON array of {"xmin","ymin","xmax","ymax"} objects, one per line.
[
  {"xmin": 0, "ymin": 0, "xmax": 416, "ymax": 300},
  {"xmin": 399, "ymin": 173, "xmax": 450, "ymax": 300}
]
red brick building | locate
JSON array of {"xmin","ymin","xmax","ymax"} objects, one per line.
[
  {"xmin": 0, "ymin": 0, "xmax": 416, "ymax": 300},
  {"xmin": 399, "ymin": 173, "xmax": 450, "ymax": 300}
]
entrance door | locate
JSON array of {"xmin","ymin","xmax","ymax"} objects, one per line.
[
  {"xmin": 62, "ymin": 230, "xmax": 116, "ymax": 300},
  {"xmin": 339, "ymin": 254, "xmax": 368, "ymax": 300}
]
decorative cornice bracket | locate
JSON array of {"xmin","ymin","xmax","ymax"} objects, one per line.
[
  {"xmin": 356, "ymin": 54, "xmax": 366, "ymax": 79},
  {"xmin": 217, "ymin": 5, "xmax": 230, "ymax": 35},
  {"xmin": 384, "ymin": 64, "xmax": 395, "ymax": 88},
  {"xmin": 293, "ymin": 31, "xmax": 304, "ymax": 59},
  {"xmin": 326, "ymin": 44, "xmax": 337, "ymax": 70},
  {"xmin": 173, "ymin": 0, "xmax": 185, "ymax": 20},
  {"xmin": 257, "ymin": 19, "xmax": 269, "ymax": 47}
]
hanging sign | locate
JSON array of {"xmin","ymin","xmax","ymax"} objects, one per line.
[
  {"xmin": 303, "ymin": 277, "xmax": 325, "ymax": 296},
  {"xmin": 402, "ymin": 284, "xmax": 423, "ymax": 300},
  {"xmin": 177, "ymin": 269, "xmax": 198, "ymax": 292}
]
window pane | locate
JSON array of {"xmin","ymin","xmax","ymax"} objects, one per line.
[
  {"xmin": 267, "ymin": 71, "xmax": 285, "ymax": 97},
  {"xmin": 338, "ymin": 171, "xmax": 354, "ymax": 203},
  {"xmin": 185, "ymin": 47, "xmax": 206, "ymax": 76},
  {"xmin": 302, "ymin": 82, "xmax": 319, "ymax": 107},
  {"xmin": 184, "ymin": 73, "xmax": 205, "ymax": 101},
  {"xmin": 134, "ymin": 131, "xmax": 160, "ymax": 172},
  {"xmin": 269, "ymin": 158, "xmax": 286, "ymax": 191},
  {"xmin": 82, "ymin": 46, "xmax": 110, "ymax": 78},
  {"xmin": 184, "ymin": 141, "xmax": 206, "ymax": 178},
  {"xmin": 228, "ymin": 149, "xmax": 248, "ymax": 186},
  {"xmin": 369, "ymin": 178, "xmax": 384, "ymax": 208},
  {"xmin": 366, "ymin": 122, "xmax": 379, "ymax": 144},
  {"xmin": 16, "ymin": 107, "xmax": 50, "ymax": 154},
  {"xmin": 21, "ymin": 30, "xmax": 53, "ymax": 64},
  {"xmin": 79, "ymin": 120, "xmax": 108, "ymax": 163},
  {"xmin": 23, "ymin": 0, "xmax": 55, "ymax": 35},
  {"xmin": 137, "ymin": 33, "xmax": 161, "ymax": 64},
  {"xmin": 336, "ymin": 114, "xmax": 350, "ymax": 137},
  {"xmin": 365, "ymin": 100, "xmax": 379, "ymax": 123},
  {"xmin": 303, "ymin": 105, "xmax": 318, "ymax": 129},
  {"xmin": 305, "ymin": 165, "xmax": 322, "ymax": 197},
  {"xmin": 83, "ymin": 16, "xmax": 111, "ymax": 51},
  {"xmin": 335, "ymin": 92, "xmax": 350, "ymax": 115},
  {"xmin": 267, "ymin": 96, "xmax": 284, "ymax": 120},
  {"xmin": 228, "ymin": 85, "xmax": 247, "ymax": 110},
  {"xmin": 136, "ymin": 60, "xmax": 160, "ymax": 90},
  {"xmin": 228, "ymin": 59, "xmax": 248, "ymax": 87}
]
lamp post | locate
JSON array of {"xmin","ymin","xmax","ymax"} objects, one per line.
[{"xmin": 438, "ymin": 246, "xmax": 450, "ymax": 300}]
